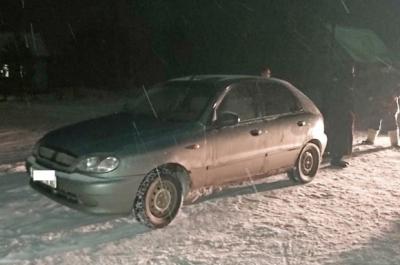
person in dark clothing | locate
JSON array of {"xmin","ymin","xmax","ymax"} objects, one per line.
[
  {"xmin": 362, "ymin": 89, "xmax": 399, "ymax": 147},
  {"xmin": 322, "ymin": 66, "xmax": 355, "ymax": 168}
]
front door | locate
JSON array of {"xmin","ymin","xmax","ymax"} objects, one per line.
[{"xmin": 204, "ymin": 81, "xmax": 266, "ymax": 186}]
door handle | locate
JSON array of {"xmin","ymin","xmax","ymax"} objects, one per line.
[
  {"xmin": 185, "ymin": 144, "xmax": 200, "ymax": 150},
  {"xmin": 250, "ymin": 129, "xmax": 263, "ymax": 136},
  {"xmin": 297, "ymin": 120, "xmax": 306, "ymax": 127}
]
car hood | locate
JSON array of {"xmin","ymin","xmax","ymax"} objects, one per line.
[{"xmin": 39, "ymin": 112, "xmax": 203, "ymax": 156}]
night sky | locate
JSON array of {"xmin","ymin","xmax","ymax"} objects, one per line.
[{"xmin": 0, "ymin": 0, "xmax": 399, "ymax": 88}]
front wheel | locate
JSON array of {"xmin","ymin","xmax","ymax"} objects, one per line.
[
  {"xmin": 288, "ymin": 142, "xmax": 321, "ymax": 183},
  {"xmin": 133, "ymin": 168, "xmax": 182, "ymax": 229}
]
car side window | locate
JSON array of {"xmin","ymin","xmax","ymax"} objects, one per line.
[
  {"xmin": 257, "ymin": 82, "xmax": 302, "ymax": 117},
  {"xmin": 217, "ymin": 83, "xmax": 259, "ymax": 122}
]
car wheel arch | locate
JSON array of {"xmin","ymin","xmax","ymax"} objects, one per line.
[
  {"xmin": 307, "ymin": 139, "xmax": 322, "ymax": 153},
  {"xmin": 152, "ymin": 163, "xmax": 192, "ymax": 200}
]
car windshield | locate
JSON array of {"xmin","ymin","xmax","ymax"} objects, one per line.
[{"xmin": 125, "ymin": 81, "xmax": 218, "ymax": 122}]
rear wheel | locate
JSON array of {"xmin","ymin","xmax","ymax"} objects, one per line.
[
  {"xmin": 288, "ymin": 143, "xmax": 321, "ymax": 183},
  {"xmin": 133, "ymin": 168, "xmax": 182, "ymax": 229}
]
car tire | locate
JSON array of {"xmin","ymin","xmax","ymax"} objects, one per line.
[
  {"xmin": 133, "ymin": 167, "xmax": 182, "ymax": 229},
  {"xmin": 288, "ymin": 142, "xmax": 321, "ymax": 183}
]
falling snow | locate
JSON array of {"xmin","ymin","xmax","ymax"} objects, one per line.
[{"xmin": 0, "ymin": 99, "xmax": 400, "ymax": 265}]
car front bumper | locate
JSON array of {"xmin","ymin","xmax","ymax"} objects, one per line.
[{"xmin": 26, "ymin": 155, "xmax": 145, "ymax": 215}]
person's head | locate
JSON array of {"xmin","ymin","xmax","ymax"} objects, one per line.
[{"xmin": 260, "ymin": 66, "xmax": 271, "ymax": 78}]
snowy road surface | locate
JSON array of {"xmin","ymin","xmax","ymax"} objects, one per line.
[{"xmin": 1, "ymin": 101, "xmax": 400, "ymax": 264}]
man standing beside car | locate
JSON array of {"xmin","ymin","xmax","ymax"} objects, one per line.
[{"xmin": 322, "ymin": 66, "xmax": 355, "ymax": 168}]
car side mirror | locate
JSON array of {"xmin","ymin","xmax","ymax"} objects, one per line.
[{"xmin": 215, "ymin": 111, "xmax": 240, "ymax": 127}]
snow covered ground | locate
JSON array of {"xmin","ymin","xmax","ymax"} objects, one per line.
[{"xmin": 1, "ymin": 100, "xmax": 400, "ymax": 265}]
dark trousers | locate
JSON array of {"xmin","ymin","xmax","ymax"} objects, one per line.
[{"xmin": 325, "ymin": 112, "xmax": 354, "ymax": 160}]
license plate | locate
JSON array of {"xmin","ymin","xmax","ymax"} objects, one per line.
[{"xmin": 30, "ymin": 168, "xmax": 57, "ymax": 189}]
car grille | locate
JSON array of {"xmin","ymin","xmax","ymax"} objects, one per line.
[{"xmin": 37, "ymin": 146, "xmax": 77, "ymax": 169}]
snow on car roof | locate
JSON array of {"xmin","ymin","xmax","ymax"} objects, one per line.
[{"xmin": 169, "ymin": 75, "xmax": 255, "ymax": 82}]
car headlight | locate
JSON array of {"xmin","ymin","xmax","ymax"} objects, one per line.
[{"xmin": 76, "ymin": 156, "xmax": 119, "ymax": 173}]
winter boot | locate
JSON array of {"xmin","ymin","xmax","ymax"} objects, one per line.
[
  {"xmin": 362, "ymin": 129, "xmax": 379, "ymax": 145},
  {"xmin": 388, "ymin": 129, "xmax": 399, "ymax": 147}
]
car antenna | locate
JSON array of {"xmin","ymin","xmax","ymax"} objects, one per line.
[{"xmin": 142, "ymin": 85, "xmax": 159, "ymax": 119}]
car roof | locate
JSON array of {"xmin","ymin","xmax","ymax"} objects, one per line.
[{"xmin": 168, "ymin": 74, "xmax": 289, "ymax": 87}]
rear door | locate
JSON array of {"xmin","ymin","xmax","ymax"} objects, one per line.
[
  {"xmin": 256, "ymin": 80, "xmax": 309, "ymax": 173},
  {"xmin": 204, "ymin": 81, "xmax": 266, "ymax": 186}
]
